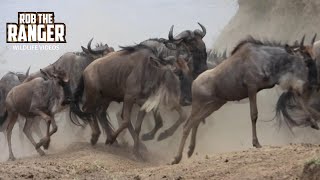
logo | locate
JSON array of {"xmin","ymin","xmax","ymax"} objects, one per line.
[{"xmin": 6, "ymin": 12, "xmax": 66, "ymax": 43}]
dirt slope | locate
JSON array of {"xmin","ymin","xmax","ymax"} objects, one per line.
[
  {"xmin": 0, "ymin": 143, "xmax": 319, "ymax": 180},
  {"xmin": 213, "ymin": 0, "xmax": 320, "ymax": 52}
]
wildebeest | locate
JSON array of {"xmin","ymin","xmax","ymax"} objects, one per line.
[
  {"xmin": 0, "ymin": 68, "xmax": 30, "ymax": 122},
  {"xmin": 22, "ymin": 38, "xmax": 113, "ymax": 130},
  {"xmin": 0, "ymin": 66, "xmax": 70, "ymax": 161},
  {"xmin": 276, "ymin": 35, "xmax": 320, "ymax": 130},
  {"xmin": 70, "ymin": 33, "xmax": 193, "ymax": 158},
  {"xmin": 0, "ymin": 69, "xmax": 44, "ymax": 140},
  {"xmin": 139, "ymin": 23, "xmax": 209, "ymax": 141},
  {"xmin": 171, "ymin": 36, "xmax": 318, "ymax": 164}
]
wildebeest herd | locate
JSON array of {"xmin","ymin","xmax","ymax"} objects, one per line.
[{"xmin": 0, "ymin": 23, "xmax": 320, "ymax": 165}]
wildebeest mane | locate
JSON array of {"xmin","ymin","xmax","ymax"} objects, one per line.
[
  {"xmin": 231, "ymin": 36, "xmax": 284, "ymax": 55},
  {"xmin": 119, "ymin": 44, "xmax": 158, "ymax": 56},
  {"xmin": 119, "ymin": 38, "xmax": 167, "ymax": 55},
  {"xmin": 95, "ymin": 42, "xmax": 105, "ymax": 48},
  {"xmin": 73, "ymin": 51, "xmax": 88, "ymax": 57}
]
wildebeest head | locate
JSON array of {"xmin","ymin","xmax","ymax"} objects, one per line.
[
  {"xmin": 168, "ymin": 23, "xmax": 208, "ymax": 79},
  {"xmin": 286, "ymin": 34, "xmax": 318, "ymax": 89},
  {"xmin": 40, "ymin": 65, "xmax": 69, "ymax": 83},
  {"xmin": 81, "ymin": 38, "xmax": 114, "ymax": 58},
  {"xmin": 173, "ymin": 55, "xmax": 193, "ymax": 106},
  {"xmin": 40, "ymin": 65, "xmax": 72, "ymax": 104},
  {"xmin": 162, "ymin": 40, "xmax": 193, "ymax": 106}
]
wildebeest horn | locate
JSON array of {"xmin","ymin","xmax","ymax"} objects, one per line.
[
  {"xmin": 300, "ymin": 35, "xmax": 305, "ymax": 47},
  {"xmin": 87, "ymin": 38, "xmax": 106, "ymax": 55},
  {"xmin": 175, "ymin": 31, "xmax": 193, "ymax": 41},
  {"xmin": 311, "ymin": 33, "xmax": 317, "ymax": 45},
  {"xmin": 197, "ymin": 22, "xmax": 206, "ymax": 38},
  {"xmin": 25, "ymin": 66, "xmax": 30, "ymax": 77},
  {"xmin": 169, "ymin": 25, "xmax": 174, "ymax": 41}
]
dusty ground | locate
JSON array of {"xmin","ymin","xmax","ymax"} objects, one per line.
[{"xmin": 0, "ymin": 142, "xmax": 319, "ymax": 180}]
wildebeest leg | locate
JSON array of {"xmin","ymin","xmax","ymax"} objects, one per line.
[
  {"xmin": 43, "ymin": 115, "xmax": 58, "ymax": 149},
  {"xmin": 158, "ymin": 106, "xmax": 187, "ymax": 141},
  {"xmin": 172, "ymin": 100, "xmax": 225, "ymax": 165},
  {"xmin": 33, "ymin": 110, "xmax": 52, "ymax": 150},
  {"xmin": 187, "ymin": 120, "xmax": 201, "ymax": 158},
  {"xmin": 23, "ymin": 119, "xmax": 45, "ymax": 156},
  {"xmin": 141, "ymin": 109, "xmax": 163, "ymax": 141},
  {"xmin": 88, "ymin": 117, "xmax": 100, "ymax": 145},
  {"xmin": 133, "ymin": 110, "xmax": 147, "ymax": 155},
  {"xmin": 6, "ymin": 111, "xmax": 18, "ymax": 161},
  {"xmin": 32, "ymin": 118, "xmax": 43, "ymax": 139},
  {"xmin": 116, "ymin": 108, "xmax": 126, "ymax": 142},
  {"xmin": 18, "ymin": 118, "xmax": 25, "ymax": 144},
  {"xmin": 248, "ymin": 91, "xmax": 261, "ymax": 148},
  {"xmin": 108, "ymin": 99, "xmax": 134, "ymax": 144},
  {"xmin": 97, "ymin": 104, "xmax": 117, "ymax": 145}
]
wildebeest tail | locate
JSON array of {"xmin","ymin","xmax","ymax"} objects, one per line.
[
  {"xmin": 69, "ymin": 75, "xmax": 91, "ymax": 126},
  {"xmin": 0, "ymin": 111, "xmax": 8, "ymax": 128},
  {"xmin": 97, "ymin": 111, "xmax": 114, "ymax": 135}
]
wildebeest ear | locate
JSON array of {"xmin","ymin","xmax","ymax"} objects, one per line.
[
  {"xmin": 81, "ymin": 46, "xmax": 90, "ymax": 54},
  {"xmin": 284, "ymin": 44, "xmax": 294, "ymax": 54}
]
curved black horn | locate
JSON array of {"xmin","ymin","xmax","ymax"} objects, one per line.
[
  {"xmin": 300, "ymin": 35, "xmax": 305, "ymax": 47},
  {"xmin": 311, "ymin": 33, "xmax": 317, "ymax": 45},
  {"xmin": 169, "ymin": 25, "xmax": 174, "ymax": 41},
  {"xmin": 197, "ymin": 22, "xmax": 206, "ymax": 38},
  {"xmin": 87, "ymin": 38, "xmax": 106, "ymax": 55},
  {"xmin": 25, "ymin": 66, "xmax": 30, "ymax": 77}
]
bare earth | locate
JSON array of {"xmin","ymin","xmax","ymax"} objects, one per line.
[{"xmin": 0, "ymin": 143, "xmax": 319, "ymax": 180}]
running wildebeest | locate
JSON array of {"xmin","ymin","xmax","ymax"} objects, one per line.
[
  {"xmin": 70, "ymin": 33, "xmax": 193, "ymax": 158},
  {"xmin": 171, "ymin": 36, "xmax": 318, "ymax": 164},
  {"xmin": 0, "ymin": 68, "xmax": 30, "ymax": 123},
  {"xmin": 23, "ymin": 38, "xmax": 114, "ymax": 130},
  {"xmin": 276, "ymin": 35, "xmax": 320, "ymax": 130},
  {"xmin": 139, "ymin": 23, "xmax": 208, "ymax": 141},
  {"xmin": 0, "ymin": 69, "xmax": 44, "ymax": 139},
  {"xmin": 0, "ymin": 66, "xmax": 71, "ymax": 161}
]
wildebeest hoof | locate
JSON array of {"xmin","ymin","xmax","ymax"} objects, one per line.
[
  {"xmin": 171, "ymin": 156, "xmax": 181, "ymax": 165},
  {"xmin": 37, "ymin": 149, "xmax": 45, "ymax": 156},
  {"xmin": 253, "ymin": 142, "xmax": 262, "ymax": 148},
  {"xmin": 141, "ymin": 133, "xmax": 154, "ymax": 141},
  {"xmin": 139, "ymin": 142, "xmax": 148, "ymax": 152},
  {"xmin": 133, "ymin": 150, "xmax": 145, "ymax": 161},
  {"xmin": 90, "ymin": 134, "xmax": 99, "ymax": 145},
  {"xmin": 187, "ymin": 146, "xmax": 195, "ymax": 158},
  {"xmin": 157, "ymin": 132, "xmax": 169, "ymax": 141},
  {"xmin": 311, "ymin": 123, "xmax": 320, "ymax": 130},
  {"xmin": 105, "ymin": 138, "xmax": 114, "ymax": 145},
  {"xmin": 43, "ymin": 138, "xmax": 51, "ymax": 150},
  {"xmin": 8, "ymin": 156, "xmax": 16, "ymax": 161}
]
